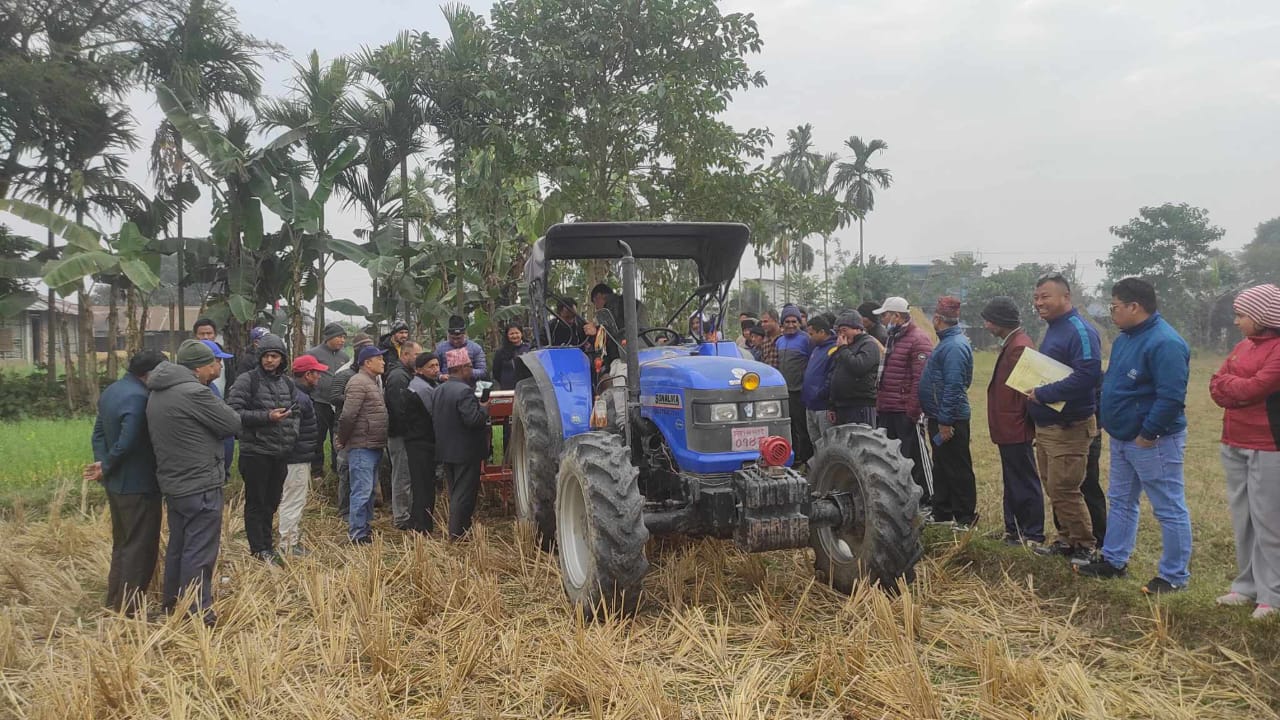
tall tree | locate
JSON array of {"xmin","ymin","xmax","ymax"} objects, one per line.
[
  {"xmin": 259, "ymin": 51, "xmax": 356, "ymax": 343},
  {"xmin": 833, "ymin": 136, "xmax": 893, "ymax": 303},
  {"xmin": 137, "ymin": 0, "xmax": 275, "ymax": 349},
  {"xmin": 769, "ymin": 125, "xmax": 827, "ymax": 303},
  {"xmin": 1239, "ymin": 216, "xmax": 1280, "ymax": 286}
]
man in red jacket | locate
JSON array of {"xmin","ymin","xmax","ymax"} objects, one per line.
[
  {"xmin": 982, "ymin": 297, "xmax": 1045, "ymax": 545},
  {"xmin": 874, "ymin": 296, "xmax": 935, "ymax": 510}
]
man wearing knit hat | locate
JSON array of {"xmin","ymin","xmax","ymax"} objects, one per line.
[
  {"xmin": 982, "ymin": 296, "xmax": 1045, "ymax": 545},
  {"xmin": 918, "ymin": 296, "xmax": 977, "ymax": 529},
  {"xmin": 280, "ymin": 355, "xmax": 324, "ymax": 556},
  {"xmin": 1078, "ymin": 278, "xmax": 1192, "ymax": 595},
  {"xmin": 829, "ymin": 311, "xmax": 881, "ymax": 426},
  {"xmin": 305, "ymin": 322, "xmax": 350, "ymax": 477},
  {"xmin": 776, "ymin": 304, "xmax": 814, "ymax": 464},
  {"xmin": 432, "ymin": 348, "xmax": 491, "ymax": 539},
  {"xmin": 145, "ymin": 340, "xmax": 242, "ymax": 626},
  {"xmin": 339, "ymin": 345, "xmax": 389, "ymax": 543},
  {"xmin": 1210, "ymin": 283, "xmax": 1280, "ymax": 618},
  {"xmin": 875, "ymin": 296, "xmax": 936, "ymax": 509},
  {"xmin": 436, "ymin": 314, "xmax": 488, "ymax": 382}
]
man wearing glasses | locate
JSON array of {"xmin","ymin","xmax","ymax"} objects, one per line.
[{"xmin": 1028, "ymin": 272, "xmax": 1103, "ymax": 566}]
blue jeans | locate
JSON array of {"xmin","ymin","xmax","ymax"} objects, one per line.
[
  {"xmin": 1101, "ymin": 431, "xmax": 1192, "ymax": 585},
  {"xmin": 347, "ymin": 448, "xmax": 382, "ymax": 542}
]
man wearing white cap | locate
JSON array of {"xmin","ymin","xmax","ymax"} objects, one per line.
[{"xmin": 874, "ymin": 296, "xmax": 935, "ymax": 510}]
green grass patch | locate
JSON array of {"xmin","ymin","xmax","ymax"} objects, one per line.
[{"xmin": 0, "ymin": 417, "xmax": 98, "ymax": 509}]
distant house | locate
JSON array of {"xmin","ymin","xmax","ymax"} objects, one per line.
[
  {"xmin": 92, "ymin": 306, "xmax": 206, "ymax": 354},
  {"xmin": 0, "ymin": 297, "xmax": 81, "ymax": 368}
]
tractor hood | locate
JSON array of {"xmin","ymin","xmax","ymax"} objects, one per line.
[{"xmin": 637, "ymin": 347, "xmax": 786, "ymax": 393}]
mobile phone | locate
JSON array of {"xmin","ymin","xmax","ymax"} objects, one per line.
[
  {"xmin": 288, "ymin": 403, "xmax": 300, "ymax": 414},
  {"xmin": 479, "ymin": 387, "xmax": 492, "ymax": 403}
]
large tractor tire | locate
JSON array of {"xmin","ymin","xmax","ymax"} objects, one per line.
[
  {"xmin": 809, "ymin": 423, "xmax": 923, "ymax": 593},
  {"xmin": 555, "ymin": 432, "xmax": 649, "ymax": 618},
  {"xmin": 512, "ymin": 378, "xmax": 560, "ymax": 551}
]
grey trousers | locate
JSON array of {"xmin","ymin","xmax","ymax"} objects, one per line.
[
  {"xmin": 337, "ymin": 447, "xmax": 349, "ymax": 517},
  {"xmin": 1222, "ymin": 444, "xmax": 1280, "ymax": 607},
  {"xmin": 387, "ymin": 436, "xmax": 412, "ymax": 528},
  {"xmin": 163, "ymin": 487, "xmax": 223, "ymax": 625}
]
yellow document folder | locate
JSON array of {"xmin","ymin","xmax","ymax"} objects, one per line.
[{"xmin": 1005, "ymin": 348, "xmax": 1072, "ymax": 413}]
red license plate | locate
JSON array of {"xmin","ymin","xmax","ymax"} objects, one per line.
[{"xmin": 731, "ymin": 426, "xmax": 769, "ymax": 453}]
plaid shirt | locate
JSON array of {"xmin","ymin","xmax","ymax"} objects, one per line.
[{"xmin": 759, "ymin": 334, "xmax": 781, "ymax": 369}]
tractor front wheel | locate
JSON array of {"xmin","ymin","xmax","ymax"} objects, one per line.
[
  {"xmin": 809, "ymin": 423, "xmax": 923, "ymax": 592},
  {"xmin": 512, "ymin": 378, "xmax": 560, "ymax": 551},
  {"xmin": 556, "ymin": 432, "xmax": 649, "ymax": 618}
]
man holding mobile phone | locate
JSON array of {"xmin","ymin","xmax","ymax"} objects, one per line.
[
  {"xmin": 431, "ymin": 348, "xmax": 491, "ymax": 540},
  {"xmin": 918, "ymin": 296, "xmax": 978, "ymax": 530},
  {"xmin": 227, "ymin": 333, "xmax": 300, "ymax": 565}
]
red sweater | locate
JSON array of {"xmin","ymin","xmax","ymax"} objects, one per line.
[
  {"xmin": 987, "ymin": 328, "xmax": 1036, "ymax": 444},
  {"xmin": 877, "ymin": 322, "xmax": 933, "ymax": 418},
  {"xmin": 1210, "ymin": 334, "xmax": 1280, "ymax": 451}
]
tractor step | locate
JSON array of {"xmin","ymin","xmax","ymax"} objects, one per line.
[{"xmin": 733, "ymin": 465, "xmax": 810, "ymax": 553}]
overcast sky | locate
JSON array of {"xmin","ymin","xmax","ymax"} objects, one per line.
[{"xmin": 17, "ymin": 0, "xmax": 1280, "ymax": 316}]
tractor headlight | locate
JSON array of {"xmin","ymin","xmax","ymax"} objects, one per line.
[
  {"xmin": 754, "ymin": 400, "xmax": 782, "ymax": 419},
  {"xmin": 709, "ymin": 403, "xmax": 739, "ymax": 423}
]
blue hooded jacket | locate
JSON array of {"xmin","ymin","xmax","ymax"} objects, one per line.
[
  {"xmin": 1028, "ymin": 307, "xmax": 1103, "ymax": 426},
  {"xmin": 918, "ymin": 325, "xmax": 973, "ymax": 424},
  {"xmin": 801, "ymin": 335, "xmax": 838, "ymax": 411},
  {"xmin": 1100, "ymin": 312, "xmax": 1189, "ymax": 441}
]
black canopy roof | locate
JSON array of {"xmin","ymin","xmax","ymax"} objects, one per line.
[{"xmin": 524, "ymin": 222, "xmax": 751, "ymax": 289}]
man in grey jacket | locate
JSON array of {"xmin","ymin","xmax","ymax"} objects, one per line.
[
  {"xmin": 305, "ymin": 322, "xmax": 349, "ymax": 476},
  {"xmin": 146, "ymin": 340, "xmax": 241, "ymax": 627}
]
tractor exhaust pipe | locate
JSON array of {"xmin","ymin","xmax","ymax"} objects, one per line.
[{"xmin": 617, "ymin": 240, "xmax": 641, "ymax": 451}]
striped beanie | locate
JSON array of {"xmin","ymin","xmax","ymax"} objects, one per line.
[{"xmin": 1234, "ymin": 284, "xmax": 1280, "ymax": 329}]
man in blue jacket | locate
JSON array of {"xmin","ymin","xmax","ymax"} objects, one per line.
[
  {"xmin": 86, "ymin": 349, "xmax": 166, "ymax": 617},
  {"xmin": 1029, "ymin": 273, "xmax": 1104, "ymax": 565},
  {"xmin": 775, "ymin": 304, "xmax": 813, "ymax": 464},
  {"xmin": 801, "ymin": 315, "xmax": 838, "ymax": 447},
  {"xmin": 1077, "ymin": 278, "xmax": 1192, "ymax": 594},
  {"xmin": 918, "ymin": 296, "xmax": 977, "ymax": 528}
]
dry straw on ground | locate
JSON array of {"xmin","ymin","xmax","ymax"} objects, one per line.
[{"xmin": 0, "ymin": 494, "xmax": 1275, "ymax": 719}]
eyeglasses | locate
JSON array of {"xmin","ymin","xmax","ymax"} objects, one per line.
[{"xmin": 1109, "ymin": 301, "xmax": 1133, "ymax": 314}]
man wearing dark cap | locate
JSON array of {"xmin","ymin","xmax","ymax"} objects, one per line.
[
  {"xmin": 305, "ymin": 322, "xmax": 350, "ymax": 477},
  {"xmin": 919, "ymin": 296, "xmax": 978, "ymax": 529},
  {"xmin": 829, "ymin": 311, "xmax": 881, "ymax": 426},
  {"xmin": 146, "ymin": 339, "xmax": 242, "ymax": 626},
  {"xmin": 384, "ymin": 340, "xmax": 423, "ymax": 529},
  {"xmin": 432, "ymin": 348, "xmax": 491, "ymax": 539},
  {"xmin": 227, "ymin": 333, "xmax": 301, "ymax": 565},
  {"xmin": 85, "ymin": 349, "xmax": 166, "ymax": 617},
  {"xmin": 404, "ymin": 351, "xmax": 441, "ymax": 533},
  {"xmin": 380, "ymin": 321, "xmax": 411, "ymax": 375},
  {"xmin": 982, "ymin": 296, "xmax": 1045, "ymax": 545},
  {"xmin": 435, "ymin": 315, "xmax": 488, "ymax": 382},
  {"xmin": 857, "ymin": 301, "xmax": 889, "ymax": 346},
  {"xmin": 338, "ymin": 345, "xmax": 388, "ymax": 543},
  {"xmin": 776, "ymin": 303, "xmax": 813, "ymax": 464}
]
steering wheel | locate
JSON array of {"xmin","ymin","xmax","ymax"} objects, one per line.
[{"xmin": 639, "ymin": 327, "xmax": 682, "ymax": 346}]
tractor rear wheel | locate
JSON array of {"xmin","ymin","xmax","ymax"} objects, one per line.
[
  {"xmin": 809, "ymin": 424, "xmax": 923, "ymax": 592},
  {"xmin": 556, "ymin": 432, "xmax": 649, "ymax": 618},
  {"xmin": 512, "ymin": 378, "xmax": 560, "ymax": 551}
]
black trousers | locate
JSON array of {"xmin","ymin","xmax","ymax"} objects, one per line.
[
  {"xmin": 1052, "ymin": 433, "xmax": 1107, "ymax": 545},
  {"xmin": 928, "ymin": 418, "xmax": 977, "ymax": 524},
  {"xmin": 105, "ymin": 490, "xmax": 163, "ymax": 616},
  {"xmin": 788, "ymin": 391, "xmax": 814, "ymax": 466},
  {"xmin": 405, "ymin": 440, "xmax": 438, "ymax": 533},
  {"xmin": 443, "ymin": 461, "xmax": 481, "ymax": 540},
  {"xmin": 314, "ymin": 402, "xmax": 336, "ymax": 472},
  {"xmin": 240, "ymin": 454, "xmax": 288, "ymax": 554},
  {"xmin": 998, "ymin": 442, "xmax": 1045, "ymax": 542},
  {"xmin": 879, "ymin": 411, "xmax": 930, "ymax": 506},
  {"xmin": 834, "ymin": 405, "xmax": 877, "ymax": 426}
]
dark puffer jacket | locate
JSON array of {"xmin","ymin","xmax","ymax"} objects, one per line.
[
  {"xmin": 286, "ymin": 386, "xmax": 319, "ymax": 464},
  {"xmin": 383, "ymin": 363, "xmax": 414, "ymax": 438},
  {"xmin": 227, "ymin": 334, "xmax": 301, "ymax": 456},
  {"xmin": 877, "ymin": 321, "xmax": 933, "ymax": 418},
  {"xmin": 830, "ymin": 333, "xmax": 881, "ymax": 409}
]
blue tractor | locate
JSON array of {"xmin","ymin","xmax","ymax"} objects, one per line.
[{"xmin": 510, "ymin": 222, "xmax": 922, "ymax": 616}]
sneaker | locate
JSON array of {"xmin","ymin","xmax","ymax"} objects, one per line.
[
  {"xmin": 1033, "ymin": 540, "xmax": 1072, "ymax": 558},
  {"xmin": 951, "ymin": 513, "xmax": 980, "ymax": 533},
  {"xmin": 287, "ymin": 544, "xmax": 310, "ymax": 557},
  {"xmin": 1141, "ymin": 577, "xmax": 1185, "ymax": 595},
  {"xmin": 1069, "ymin": 546, "xmax": 1097, "ymax": 566},
  {"xmin": 254, "ymin": 550, "xmax": 285, "ymax": 567},
  {"xmin": 351, "ymin": 535, "xmax": 373, "ymax": 546},
  {"xmin": 1075, "ymin": 559, "xmax": 1127, "ymax": 579},
  {"xmin": 1252, "ymin": 604, "xmax": 1276, "ymax": 620},
  {"xmin": 1002, "ymin": 534, "xmax": 1023, "ymax": 546},
  {"xmin": 1216, "ymin": 591, "xmax": 1254, "ymax": 606}
]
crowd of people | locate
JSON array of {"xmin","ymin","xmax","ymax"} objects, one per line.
[{"xmin": 86, "ymin": 277, "xmax": 1280, "ymax": 626}]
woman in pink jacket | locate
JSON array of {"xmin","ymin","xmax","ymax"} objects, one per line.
[{"xmin": 1209, "ymin": 283, "xmax": 1280, "ymax": 620}]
